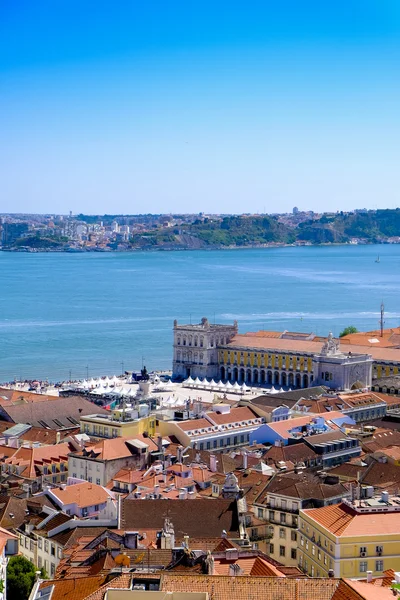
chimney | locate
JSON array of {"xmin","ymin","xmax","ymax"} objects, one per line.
[
  {"xmin": 56, "ymin": 431, "xmax": 61, "ymax": 444},
  {"xmin": 366, "ymin": 571, "xmax": 373, "ymax": 583},
  {"xmin": 179, "ymin": 488, "xmax": 187, "ymax": 500},
  {"xmin": 157, "ymin": 435, "xmax": 163, "ymax": 453},
  {"xmin": 209, "ymin": 455, "xmax": 218, "ymax": 473},
  {"xmin": 177, "ymin": 446, "xmax": 183, "ymax": 463},
  {"xmin": 228, "ymin": 564, "xmax": 242, "ymax": 576},
  {"xmin": 242, "ymin": 451, "xmax": 248, "ymax": 470}
]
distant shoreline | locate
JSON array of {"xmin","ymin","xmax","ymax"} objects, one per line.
[{"xmin": 0, "ymin": 241, "xmax": 391, "ymax": 254}]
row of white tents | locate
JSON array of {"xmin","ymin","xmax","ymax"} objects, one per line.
[
  {"xmin": 182, "ymin": 376, "xmax": 251, "ymax": 394},
  {"xmin": 182, "ymin": 376, "xmax": 290, "ymax": 395}
]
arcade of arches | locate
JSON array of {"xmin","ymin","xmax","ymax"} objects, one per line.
[{"xmin": 219, "ymin": 365, "xmax": 313, "ymax": 388}]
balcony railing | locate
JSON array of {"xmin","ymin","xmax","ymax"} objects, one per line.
[{"xmin": 266, "ymin": 502, "xmax": 299, "ymax": 514}]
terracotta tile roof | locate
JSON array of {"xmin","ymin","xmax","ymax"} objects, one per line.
[
  {"xmin": 3, "ymin": 442, "xmax": 72, "ymax": 479},
  {"xmin": 226, "ymin": 333, "xmax": 400, "ymax": 363},
  {"xmin": 213, "ymin": 556, "xmax": 285, "ymax": 577},
  {"xmin": 0, "ymin": 395, "xmax": 108, "ymax": 429},
  {"xmin": 39, "ymin": 512, "xmax": 72, "ymax": 533},
  {"xmin": 51, "ymin": 481, "xmax": 113, "ymax": 509},
  {"xmin": 363, "ymin": 429, "xmax": 400, "ymax": 452},
  {"xmin": 328, "ymin": 463, "xmax": 368, "ymax": 480},
  {"xmin": 340, "ymin": 326, "xmax": 400, "ymax": 348},
  {"xmin": 38, "ymin": 575, "xmax": 109, "ymax": 600},
  {"xmin": 340, "ymin": 579, "xmax": 396, "ymax": 600},
  {"xmin": 160, "ymin": 574, "xmax": 340, "ymax": 600},
  {"xmin": 302, "ymin": 501, "xmax": 400, "ymax": 537},
  {"xmin": 82, "ymin": 574, "xmax": 132, "ymax": 600},
  {"xmin": 263, "ymin": 471, "xmax": 348, "ymax": 503},
  {"xmin": 51, "ymin": 526, "xmax": 110, "ymax": 548},
  {"xmin": 361, "ymin": 461, "xmax": 400, "ymax": 490},
  {"xmin": 206, "ymin": 407, "xmax": 259, "ymax": 426},
  {"xmin": 374, "ymin": 445, "xmax": 400, "ymax": 460},
  {"xmin": 371, "ymin": 569, "xmax": 396, "ymax": 587},
  {"xmin": 264, "ymin": 441, "xmax": 318, "ymax": 465},
  {"xmin": 177, "ymin": 418, "xmax": 215, "ymax": 432},
  {"xmin": 122, "ymin": 498, "xmax": 240, "ymax": 538},
  {"xmin": 76, "ymin": 434, "xmax": 158, "ymax": 460}
]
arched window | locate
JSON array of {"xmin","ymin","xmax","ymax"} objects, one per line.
[
  {"xmin": 183, "ymin": 336, "xmax": 187, "ymax": 346},
  {"xmin": 177, "ymin": 337, "xmax": 181, "ymax": 345},
  {"xmin": 194, "ymin": 336, "xmax": 198, "ymax": 347},
  {"xmin": 177, "ymin": 351, "xmax": 181, "ymax": 361},
  {"xmin": 200, "ymin": 337, "xmax": 204, "ymax": 347}
]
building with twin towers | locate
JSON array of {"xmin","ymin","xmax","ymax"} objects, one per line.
[{"xmin": 172, "ymin": 318, "xmax": 378, "ymax": 391}]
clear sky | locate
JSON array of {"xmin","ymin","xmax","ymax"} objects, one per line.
[{"xmin": 1, "ymin": 1, "xmax": 399, "ymax": 215}]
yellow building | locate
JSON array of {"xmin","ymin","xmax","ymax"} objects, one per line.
[
  {"xmin": 80, "ymin": 411, "xmax": 156, "ymax": 439},
  {"xmin": 298, "ymin": 494, "xmax": 400, "ymax": 578},
  {"xmin": 218, "ymin": 331, "xmax": 400, "ymax": 387}
]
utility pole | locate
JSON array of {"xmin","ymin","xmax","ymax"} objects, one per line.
[
  {"xmin": 121, "ymin": 361, "xmax": 124, "ymax": 376},
  {"xmin": 380, "ymin": 301, "xmax": 385, "ymax": 337},
  {"xmin": 69, "ymin": 369, "xmax": 72, "ymax": 381}
]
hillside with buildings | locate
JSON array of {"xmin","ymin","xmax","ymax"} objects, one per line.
[{"xmin": 3, "ymin": 209, "xmax": 400, "ymax": 251}]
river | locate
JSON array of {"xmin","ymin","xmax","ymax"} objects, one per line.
[{"xmin": 0, "ymin": 244, "xmax": 398, "ymax": 381}]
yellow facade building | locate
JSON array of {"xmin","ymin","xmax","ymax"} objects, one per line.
[
  {"xmin": 218, "ymin": 331, "xmax": 400, "ymax": 387},
  {"xmin": 80, "ymin": 412, "xmax": 156, "ymax": 439},
  {"xmin": 297, "ymin": 494, "xmax": 400, "ymax": 578}
]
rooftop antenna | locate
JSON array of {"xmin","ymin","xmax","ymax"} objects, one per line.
[{"xmin": 380, "ymin": 301, "xmax": 385, "ymax": 337}]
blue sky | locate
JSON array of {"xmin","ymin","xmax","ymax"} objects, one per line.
[{"xmin": 1, "ymin": 1, "xmax": 399, "ymax": 215}]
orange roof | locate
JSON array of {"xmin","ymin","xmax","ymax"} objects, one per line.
[
  {"xmin": 3, "ymin": 443, "xmax": 71, "ymax": 478},
  {"xmin": 302, "ymin": 502, "xmax": 400, "ymax": 537},
  {"xmin": 341, "ymin": 326, "xmax": 400, "ymax": 348},
  {"xmin": 51, "ymin": 482, "xmax": 112, "ymax": 509},
  {"xmin": 213, "ymin": 556, "xmax": 285, "ymax": 577},
  {"xmin": 77, "ymin": 434, "xmax": 158, "ymax": 460},
  {"xmin": 206, "ymin": 407, "xmax": 258, "ymax": 425},
  {"xmin": 160, "ymin": 574, "xmax": 340, "ymax": 600},
  {"xmin": 226, "ymin": 333, "xmax": 400, "ymax": 362},
  {"xmin": 342, "ymin": 579, "xmax": 396, "ymax": 600},
  {"xmin": 177, "ymin": 418, "xmax": 212, "ymax": 432},
  {"xmin": 39, "ymin": 575, "xmax": 109, "ymax": 600}
]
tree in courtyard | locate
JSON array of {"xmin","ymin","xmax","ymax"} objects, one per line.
[
  {"xmin": 7, "ymin": 555, "xmax": 37, "ymax": 600},
  {"xmin": 339, "ymin": 326, "xmax": 359, "ymax": 338}
]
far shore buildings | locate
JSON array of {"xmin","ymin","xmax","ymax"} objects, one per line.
[{"xmin": 173, "ymin": 319, "xmax": 400, "ymax": 390}]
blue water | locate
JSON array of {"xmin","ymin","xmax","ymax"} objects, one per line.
[{"xmin": 0, "ymin": 245, "xmax": 399, "ymax": 382}]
